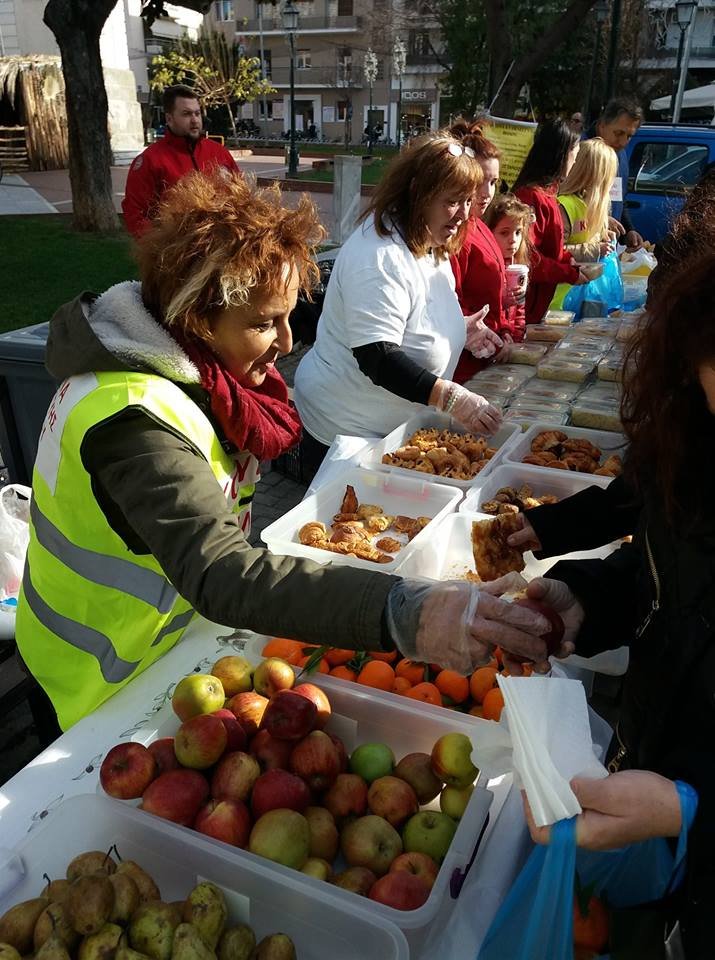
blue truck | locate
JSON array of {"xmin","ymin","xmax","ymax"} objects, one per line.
[{"xmin": 624, "ymin": 124, "xmax": 715, "ymax": 242}]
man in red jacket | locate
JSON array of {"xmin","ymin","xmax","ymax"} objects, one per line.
[{"xmin": 122, "ymin": 84, "xmax": 240, "ymax": 238}]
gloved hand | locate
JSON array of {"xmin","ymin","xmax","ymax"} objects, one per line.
[
  {"xmin": 385, "ymin": 579, "xmax": 552, "ymax": 674},
  {"xmin": 525, "ymin": 577, "xmax": 585, "ymax": 650},
  {"xmin": 432, "ymin": 379, "xmax": 503, "ymax": 435},
  {"xmin": 464, "ymin": 306, "xmax": 503, "ymax": 359}
]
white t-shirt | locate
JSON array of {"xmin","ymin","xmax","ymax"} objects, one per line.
[{"xmin": 294, "ymin": 217, "xmax": 466, "ymax": 444}]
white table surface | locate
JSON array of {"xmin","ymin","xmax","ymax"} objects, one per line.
[{"xmin": 0, "ymin": 616, "xmax": 532, "ymax": 959}]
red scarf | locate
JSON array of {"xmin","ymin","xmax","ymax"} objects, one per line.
[{"xmin": 179, "ymin": 335, "xmax": 302, "ymax": 462}]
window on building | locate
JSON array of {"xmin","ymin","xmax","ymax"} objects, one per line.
[
  {"xmin": 376, "ymin": 58, "xmax": 385, "ymax": 80},
  {"xmin": 258, "ymin": 101, "xmax": 274, "ymax": 119},
  {"xmin": 261, "ymin": 49, "xmax": 272, "ymax": 78},
  {"xmin": 337, "ymin": 0, "xmax": 353, "ymax": 16},
  {"xmin": 337, "ymin": 46, "xmax": 352, "ymax": 83},
  {"xmin": 297, "ymin": 49, "xmax": 311, "ymax": 70},
  {"xmin": 337, "ymin": 100, "xmax": 349, "ymax": 120},
  {"xmin": 408, "ymin": 30, "xmax": 432, "ymax": 57},
  {"xmin": 214, "ymin": 1, "xmax": 234, "ymax": 21}
]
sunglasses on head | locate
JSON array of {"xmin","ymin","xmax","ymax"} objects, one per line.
[{"xmin": 445, "ymin": 142, "xmax": 476, "ymax": 159}]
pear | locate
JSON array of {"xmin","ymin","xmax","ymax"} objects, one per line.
[
  {"xmin": 107, "ymin": 876, "xmax": 140, "ymax": 927},
  {"xmin": 35, "ymin": 934, "xmax": 71, "ymax": 960},
  {"xmin": 77, "ymin": 923, "xmax": 123, "ymax": 960},
  {"xmin": 0, "ymin": 944, "xmax": 22, "ymax": 960},
  {"xmin": 170, "ymin": 925, "xmax": 215, "ymax": 960},
  {"xmin": 66, "ymin": 853, "xmax": 116, "ymax": 882},
  {"xmin": 217, "ymin": 926, "xmax": 255, "ymax": 960},
  {"xmin": 39, "ymin": 882, "xmax": 70, "ymax": 905},
  {"xmin": 66, "ymin": 877, "xmax": 115, "ymax": 937},
  {"xmin": 115, "ymin": 934, "xmax": 152, "ymax": 960},
  {"xmin": 181, "ymin": 885, "xmax": 226, "ymax": 951},
  {"xmin": 33, "ymin": 904, "xmax": 78, "ymax": 952},
  {"xmin": 250, "ymin": 936, "xmax": 295, "ymax": 960},
  {"xmin": 128, "ymin": 904, "xmax": 180, "ymax": 960},
  {"xmin": 114, "ymin": 865, "xmax": 160, "ymax": 905},
  {"xmin": 0, "ymin": 900, "xmax": 50, "ymax": 953}
]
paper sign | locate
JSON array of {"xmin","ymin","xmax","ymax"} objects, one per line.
[
  {"xmin": 272, "ymin": 100, "xmax": 284, "ymax": 121},
  {"xmin": 610, "ymin": 176, "xmax": 623, "ymax": 202},
  {"xmin": 322, "ymin": 105, "xmax": 335, "ymax": 123},
  {"xmin": 481, "ymin": 115, "xmax": 537, "ymax": 188}
]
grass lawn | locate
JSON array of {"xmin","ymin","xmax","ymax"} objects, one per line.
[
  {"xmin": 1, "ymin": 216, "xmax": 137, "ymax": 333},
  {"xmin": 295, "ymin": 156, "xmax": 388, "ymax": 186}
]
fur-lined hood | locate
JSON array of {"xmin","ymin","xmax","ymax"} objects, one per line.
[{"xmin": 46, "ymin": 281, "xmax": 201, "ymax": 384}]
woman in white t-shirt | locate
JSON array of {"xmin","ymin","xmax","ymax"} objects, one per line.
[{"xmin": 294, "ymin": 133, "xmax": 503, "ymax": 474}]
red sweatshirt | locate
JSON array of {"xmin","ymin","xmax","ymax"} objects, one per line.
[
  {"xmin": 450, "ymin": 219, "xmax": 508, "ymax": 383},
  {"xmin": 514, "ymin": 184, "xmax": 579, "ymax": 324},
  {"xmin": 122, "ymin": 130, "xmax": 239, "ymax": 238}
]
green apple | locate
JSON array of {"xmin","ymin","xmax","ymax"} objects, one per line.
[
  {"xmin": 349, "ymin": 743, "xmax": 395, "ymax": 784},
  {"xmin": 430, "ymin": 733, "xmax": 478, "ymax": 788},
  {"xmin": 439, "ymin": 784, "xmax": 474, "ymax": 821},
  {"xmin": 248, "ymin": 809, "xmax": 310, "ymax": 870},
  {"xmin": 210, "ymin": 656, "xmax": 254, "ymax": 697},
  {"xmin": 172, "ymin": 673, "xmax": 225, "ymax": 721},
  {"xmin": 301, "ymin": 858, "xmax": 332, "ymax": 882},
  {"xmin": 402, "ymin": 811, "xmax": 457, "ymax": 864}
]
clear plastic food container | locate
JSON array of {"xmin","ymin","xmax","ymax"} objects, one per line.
[
  {"xmin": 504, "ymin": 342, "xmax": 550, "ymax": 365},
  {"xmin": 516, "ymin": 380, "xmax": 581, "ymax": 403},
  {"xmin": 579, "ymin": 380, "xmax": 621, "ymax": 402},
  {"xmin": 571, "ymin": 398, "xmax": 622, "ymax": 432},
  {"xmin": 525, "ymin": 324, "xmax": 569, "ymax": 342},
  {"xmin": 509, "ymin": 397, "xmax": 572, "ymax": 416},
  {"xmin": 575, "ymin": 317, "xmax": 621, "ymax": 337},
  {"xmin": 505, "ymin": 408, "xmax": 570, "ymax": 427},
  {"xmin": 597, "ymin": 349, "xmax": 624, "ymax": 382},
  {"xmin": 536, "ymin": 357, "xmax": 596, "ymax": 382},
  {"xmin": 543, "ymin": 309, "xmax": 576, "ymax": 326}
]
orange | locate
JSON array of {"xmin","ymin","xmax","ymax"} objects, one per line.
[
  {"xmin": 297, "ymin": 655, "xmax": 330, "ymax": 674},
  {"xmin": 325, "ymin": 648, "xmax": 355, "ymax": 667},
  {"xmin": 368, "ymin": 650, "xmax": 398, "ymax": 663},
  {"xmin": 469, "ymin": 667, "xmax": 498, "ymax": 704},
  {"xmin": 573, "ymin": 894, "xmax": 609, "ymax": 953},
  {"xmin": 330, "ymin": 665, "xmax": 357, "ymax": 682},
  {"xmin": 468, "ymin": 704, "xmax": 484, "ymax": 718},
  {"xmin": 482, "ymin": 687, "xmax": 505, "ymax": 721},
  {"xmin": 405, "ymin": 682, "xmax": 443, "ymax": 707},
  {"xmin": 262, "ymin": 637, "xmax": 304, "ymax": 661},
  {"xmin": 434, "ymin": 670, "xmax": 469, "ymax": 704},
  {"xmin": 395, "ymin": 659, "xmax": 427, "ymax": 685},
  {"xmin": 391, "ymin": 677, "xmax": 413, "ymax": 695},
  {"xmin": 357, "ymin": 660, "xmax": 396, "ymax": 691}
]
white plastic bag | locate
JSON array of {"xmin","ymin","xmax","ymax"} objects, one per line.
[
  {"xmin": 0, "ymin": 483, "xmax": 31, "ymax": 600},
  {"xmin": 620, "ymin": 248, "xmax": 657, "ymax": 277}
]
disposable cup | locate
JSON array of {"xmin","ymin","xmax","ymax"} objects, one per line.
[{"xmin": 506, "ymin": 263, "xmax": 529, "ymax": 294}]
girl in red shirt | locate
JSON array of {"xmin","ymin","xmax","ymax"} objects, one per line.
[
  {"xmin": 514, "ymin": 120, "xmax": 588, "ymax": 324},
  {"xmin": 483, "ymin": 194, "xmax": 533, "ymax": 343}
]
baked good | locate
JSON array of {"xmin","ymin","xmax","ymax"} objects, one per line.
[{"xmin": 471, "ymin": 513, "xmax": 525, "ymax": 581}]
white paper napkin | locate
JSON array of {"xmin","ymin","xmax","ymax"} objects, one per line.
[{"xmin": 471, "ymin": 676, "xmax": 608, "ymax": 827}]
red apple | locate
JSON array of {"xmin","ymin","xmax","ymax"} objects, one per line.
[
  {"xmin": 227, "ymin": 691, "xmax": 269, "ymax": 737},
  {"xmin": 100, "ymin": 742, "xmax": 157, "ymax": 799},
  {"xmin": 261, "ymin": 689, "xmax": 317, "ymax": 741},
  {"xmin": 367, "ymin": 776, "xmax": 419, "ymax": 829},
  {"xmin": 389, "ymin": 852, "xmax": 439, "ymax": 890},
  {"xmin": 210, "ymin": 655, "xmax": 253, "ymax": 697},
  {"xmin": 331, "ymin": 867, "xmax": 377, "ymax": 897},
  {"xmin": 171, "ymin": 673, "xmax": 225, "ymax": 722},
  {"xmin": 292, "ymin": 683, "xmax": 331, "ymax": 729},
  {"xmin": 394, "ymin": 753, "xmax": 443, "ymax": 804},
  {"xmin": 174, "ymin": 714, "xmax": 227, "ymax": 770},
  {"xmin": 323, "ymin": 773, "xmax": 368, "ymax": 823},
  {"xmin": 289, "ymin": 730, "xmax": 340, "ymax": 791},
  {"xmin": 210, "ymin": 709, "xmax": 248, "ymax": 752},
  {"xmin": 369, "ymin": 872, "xmax": 431, "ymax": 911},
  {"xmin": 211, "ymin": 751, "xmax": 261, "ymax": 802},
  {"xmin": 329, "ymin": 733, "xmax": 348, "ymax": 773},
  {"xmin": 430, "ymin": 733, "xmax": 478, "ymax": 789},
  {"xmin": 194, "ymin": 798, "xmax": 251, "ymax": 847},
  {"xmin": 515, "ymin": 598, "xmax": 565, "ymax": 658},
  {"xmin": 250, "ymin": 729, "xmax": 294, "ymax": 770},
  {"xmin": 147, "ymin": 737, "xmax": 181, "ymax": 776},
  {"xmin": 253, "ymin": 658, "xmax": 296, "ymax": 698},
  {"xmin": 340, "ymin": 815, "xmax": 403, "ymax": 876},
  {"xmin": 251, "ymin": 769, "xmax": 311, "ymax": 818},
  {"xmin": 140, "ymin": 769, "xmax": 209, "ymax": 825},
  {"xmin": 304, "ymin": 806, "xmax": 339, "ymax": 861}
]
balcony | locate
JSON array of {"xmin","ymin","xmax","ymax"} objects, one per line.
[
  {"xmin": 406, "ymin": 52, "xmax": 442, "ymax": 66},
  {"xmin": 266, "ymin": 65, "xmax": 365, "ymax": 87},
  {"xmin": 238, "ymin": 14, "xmax": 363, "ymax": 35}
]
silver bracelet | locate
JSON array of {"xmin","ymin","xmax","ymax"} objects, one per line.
[{"xmin": 443, "ymin": 384, "xmax": 458, "ymax": 414}]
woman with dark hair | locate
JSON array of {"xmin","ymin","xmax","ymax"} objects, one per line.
[
  {"xmin": 514, "ymin": 119, "xmax": 588, "ymax": 323},
  {"xmin": 498, "ymin": 251, "xmax": 715, "ymax": 957},
  {"xmin": 448, "ymin": 119, "xmax": 510, "ymax": 382}
]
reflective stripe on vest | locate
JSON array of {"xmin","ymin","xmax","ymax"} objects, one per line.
[
  {"xmin": 17, "ymin": 371, "xmax": 259, "ymax": 730},
  {"xmin": 551, "ymin": 194, "xmax": 592, "ymax": 310}
]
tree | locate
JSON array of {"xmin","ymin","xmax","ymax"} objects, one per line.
[
  {"xmin": 43, "ymin": 0, "xmax": 119, "ymax": 232},
  {"xmin": 150, "ymin": 31, "xmax": 275, "ymax": 139}
]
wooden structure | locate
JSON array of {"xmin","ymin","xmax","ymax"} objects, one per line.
[{"xmin": 0, "ymin": 56, "xmax": 69, "ymax": 171}]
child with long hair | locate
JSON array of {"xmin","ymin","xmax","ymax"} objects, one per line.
[{"xmin": 483, "ymin": 194, "xmax": 532, "ymax": 343}]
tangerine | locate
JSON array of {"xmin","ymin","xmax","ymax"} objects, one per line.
[
  {"xmin": 405, "ymin": 682, "xmax": 443, "ymax": 707},
  {"xmin": 395, "ymin": 659, "xmax": 427, "ymax": 685},
  {"xmin": 573, "ymin": 894, "xmax": 609, "ymax": 953},
  {"xmin": 469, "ymin": 667, "xmax": 498, "ymax": 704},
  {"xmin": 262, "ymin": 638, "xmax": 304, "ymax": 662},
  {"xmin": 368, "ymin": 650, "xmax": 398, "ymax": 663},
  {"xmin": 330, "ymin": 665, "xmax": 357, "ymax": 682},
  {"xmin": 325, "ymin": 648, "xmax": 355, "ymax": 667},
  {"xmin": 435, "ymin": 670, "xmax": 469, "ymax": 704},
  {"xmin": 297, "ymin": 655, "xmax": 330, "ymax": 674},
  {"xmin": 357, "ymin": 660, "xmax": 396, "ymax": 691},
  {"xmin": 482, "ymin": 687, "xmax": 505, "ymax": 721},
  {"xmin": 468, "ymin": 704, "xmax": 484, "ymax": 718},
  {"xmin": 391, "ymin": 677, "xmax": 413, "ymax": 695}
]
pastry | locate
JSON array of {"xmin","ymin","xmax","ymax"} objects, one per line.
[{"xmin": 471, "ymin": 513, "xmax": 525, "ymax": 581}]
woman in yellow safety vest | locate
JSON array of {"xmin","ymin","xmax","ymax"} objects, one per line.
[{"xmin": 16, "ymin": 170, "xmax": 554, "ymax": 731}]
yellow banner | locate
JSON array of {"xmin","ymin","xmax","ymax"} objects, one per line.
[{"xmin": 481, "ymin": 116, "xmax": 537, "ymax": 188}]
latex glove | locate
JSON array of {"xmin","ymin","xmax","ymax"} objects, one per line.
[
  {"xmin": 524, "ymin": 771, "xmax": 683, "ymax": 850},
  {"xmin": 525, "ymin": 577, "xmax": 585, "ymax": 651},
  {"xmin": 465, "ymin": 306, "xmax": 503, "ymax": 359},
  {"xmin": 506, "ymin": 513, "xmax": 542, "ymax": 552},
  {"xmin": 385, "ymin": 579, "xmax": 553, "ymax": 674},
  {"xmin": 432, "ymin": 379, "xmax": 503, "ymax": 435}
]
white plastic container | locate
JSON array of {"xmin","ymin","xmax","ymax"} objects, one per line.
[
  {"xmin": 0, "ymin": 794, "xmax": 409, "ymax": 960},
  {"xmin": 360, "ymin": 411, "xmax": 521, "ymax": 490},
  {"xmin": 261, "ymin": 465, "xmax": 461, "ymax": 573},
  {"xmin": 459, "ymin": 462, "xmax": 610, "ymax": 514},
  {"xmin": 504, "ymin": 422, "xmax": 627, "ymax": 477}
]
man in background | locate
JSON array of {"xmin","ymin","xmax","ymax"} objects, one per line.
[{"xmin": 122, "ymin": 84, "xmax": 239, "ymax": 238}]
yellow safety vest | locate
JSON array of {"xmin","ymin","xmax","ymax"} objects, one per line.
[
  {"xmin": 551, "ymin": 194, "xmax": 591, "ymax": 310},
  {"xmin": 16, "ymin": 371, "xmax": 258, "ymax": 730}
]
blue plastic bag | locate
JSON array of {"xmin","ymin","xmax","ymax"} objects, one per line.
[
  {"xmin": 478, "ymin": 781, "xmax": 697, "ymax": 960},
  {"xmin": 563, "ymin": 251, "xmax": 624, "ymax": 318}
]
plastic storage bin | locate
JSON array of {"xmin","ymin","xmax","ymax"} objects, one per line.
[
  {"xmin": 361, "ymin": 411, "xmax": 521, "ymax": 489},
  {"xmin": 460, "ymin": 462, "xmax": 610, "ymax": 515},
  {"xmin": 261, "ymin": 465, "xmax": 462, "ymax": 572},
  {"xmin": 0, "ymin": 322, "xmax": 58, "ymax": 484},
  {"xmin": 0, "ymin": 794, "xmax": 409, "ymax": 960},
  {"xmin": 570, "ymin": 397, "xmax": 622, "ymax": 432},
  {"xmin": 505, "ymin": 422, "xmax": 627, "ymax": 476}
]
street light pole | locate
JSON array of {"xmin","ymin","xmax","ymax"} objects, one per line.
[
  {"xmin": 363, "ymin": 47, "xmax": 378, "ymax": 156},
  {"xmin": 281, "ymin": 1, "xmax": 300, "ymax": 177},
  {"xmin": 670, "ymin": 0, "xmax": 698, "ymax": 121},
  {"xmin": 392, "ymin": 36, "xmax": 406, "ymax": 150},
  {"xmin": 584, "ymin": 0, "xmax": 610, "ymax": 125}
]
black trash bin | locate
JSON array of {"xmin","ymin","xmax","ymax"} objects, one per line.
[{"xmin": 0, "ymin": 322, "xmax": 58, "ymax": 484}]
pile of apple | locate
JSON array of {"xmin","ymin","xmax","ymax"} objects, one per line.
[{"xmin": 99, "ymin": 657, "xmax": 479, "ymax": 912}]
